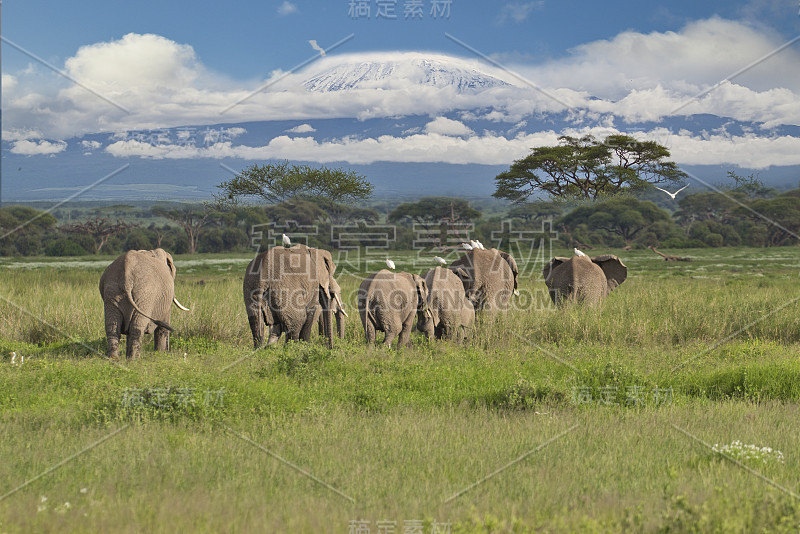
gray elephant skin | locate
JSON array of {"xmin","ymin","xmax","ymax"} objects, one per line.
[
  {"xmin": 99, "ymin": 248, "xmax": 189, "ymax": 360},
  {"xmin": 358, "ymin": 269, "xmax": 430, "ymax": 348},
  {"xmin": 417, "ymin": 266, "xmax": 475, "ymax": 341},
  {"xmin": 449, "ymin": 248, "xmax": 519, "ymax": 312},
  {"xmin": 243, "ymin": 244, "xmax": 339, "ymax": 348},
  {"xmin": 317, "ymin": 276, "xmax": 348, "ymax": 339},
  {"xmin": 543, "ymin": 254, "xmax": 627, "ymax": 305}
]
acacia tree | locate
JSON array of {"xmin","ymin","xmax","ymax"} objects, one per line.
[
  {"xmin": 217, "ymin": 161, "xmax": 374, "ymax": 205},
  {"xmin": 493, "ymin": 134, "xmax": 686, "ymax": 202},
  {"xmin": 559, "ymin": 197, "xmax": 674, "ymax": 246},
  {"xmin": 61, "ymin": 217, "xmax": 138, "ymax": 253},
  {"xmin": 152, "ymin": 205, "xmax": 212, "ymax": 255},
  {"xmin": 389, "ymin": 197, "xmax": 481, "ymax": 248}
]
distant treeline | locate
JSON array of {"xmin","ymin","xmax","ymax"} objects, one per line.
[{"xmin": 2, "ymin": 186, "xmax": 799, "ymax": 257}]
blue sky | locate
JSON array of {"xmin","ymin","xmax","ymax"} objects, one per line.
[
  {"xmin": 5, "ymin": 0, "xmax": 798, "ymax": 79},
  {"xmin": 3, "ymin": 0, "xmax": 800, "ymax": 177}
]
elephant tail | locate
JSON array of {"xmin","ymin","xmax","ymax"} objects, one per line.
[
  {"xmin": 364, "ymin": 298, "xmax": 376, "ymax": 342},
  {"xmin": 121, "ymin": 287, "xmax": 175, "ymax": 332}
]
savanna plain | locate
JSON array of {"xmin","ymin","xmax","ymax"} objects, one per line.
[{"xmin": 1, "ymin": 247, "xmax": 800, "ymax": 533}]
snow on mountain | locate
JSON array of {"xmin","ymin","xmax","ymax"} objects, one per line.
[{"xmin": 302, "ymin": 56, "xmax": 511, "ymax": 93}]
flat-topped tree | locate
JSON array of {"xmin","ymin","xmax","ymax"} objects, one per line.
[
  {"xmin": 493, "ymin": 134, "xmax": 686, "ymax": 202},
  {"xmin": 217, "ymin": 160, "xmax": 374, "ymax": 206}
]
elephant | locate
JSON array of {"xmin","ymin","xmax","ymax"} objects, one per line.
[
  {"xmin": 417, "ymin": 266, "xmax": 475, "ymax": 341},
  {"xmin": 99, "ymin": 248, "xmax": 190, "ymax": 360},
  {"xmin": 449, "ymin": 248, "xmax": 519, "ymax": 312},
  {"xmin": 542, "ymin": 253, "xmax": 627, "ymax": 305},
  {"xmin": 358, "ymin": 269, "xmax": 430, "ymax": 348},
  {"xmin": 243, "ymin": 244, "xmax": 338, "ymax": 348},
  {"xmin": 317, "ymin": 276, "xmax": 348, "ymax": 339}
]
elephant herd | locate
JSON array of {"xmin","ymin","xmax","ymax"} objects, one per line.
[{"xmin": 98, "ymin": 246, "xmax": 627, "ymax": 359}]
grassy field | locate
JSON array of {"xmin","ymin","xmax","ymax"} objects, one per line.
[{"xmin": 1, "ymin": 247, "xmax": 800, "ymax": 532}]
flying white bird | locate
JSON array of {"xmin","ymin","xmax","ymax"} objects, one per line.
[
  {"xmin": 574, "ymin": 248, "xmax": 587, "ymax": 257},
  {"xmin": 282, "ymin": 234, "xmax": 291, "ymax": 247},
  {"xmin": 653, "ymin": 184, "xmax": 688, "ymax": 199},
  {"xmin": 461, "ymin": 242, "xmax": 473, "ymax": 251},
  {"xmin": 385, "ymin": 258, "xmax": 396, "ymax": 270},
  {"xmin": 434, "ymin": 256, "xmax": 447, "ymax": 266},
  {"xmin": 308, "ymin": 40, "xmax": 325, "ymax": 56}
]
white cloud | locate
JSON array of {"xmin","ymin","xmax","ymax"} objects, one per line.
[
  {"xmin": 2, "ymin": 21, "xmax": 799, "ymax": 168},
  {"xmin": 497, "ymin": 2, "xmax": 544, "ymax": 24},
  {"xmin": 286, "ymin": 123, "xmax": 316, "ymax": 133},
  {"xmin": 10, "ymin": 139, "xmax": 67, "ymax": 156},
  {"xmin": 101, "ymin": 124, "xmax": 800, "ymax": 170},
  {"xmin": 424, "ymin": 117, "xmax": 475, "ymax": 136},
  {"xmin": 81, "ymin": 140, "xmax": 101, "ymax": 149},
  {"xmin": 515, "ymin": 17, "xmax": 800, "ymax": 98},
  {"xmin": 277, "ymin": 1, "xmax": 298, "ymax": 15},
  {"xmin": 2, "ymin": 74, "xmax": 17, "ymax": 91}
]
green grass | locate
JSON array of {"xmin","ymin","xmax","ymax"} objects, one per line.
[{"xmin": 1, "ymin": 247, "xmax": 800, "ymax": 532}]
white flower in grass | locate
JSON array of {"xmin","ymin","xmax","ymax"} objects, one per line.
[{"xmin": 712, "ymin": 440, "xmax": 785, "ymax": 464}]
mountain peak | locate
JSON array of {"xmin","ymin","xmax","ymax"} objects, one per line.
[{"xmin": 302, "ymin": 55, "xmax": 511, "ymax": 93}]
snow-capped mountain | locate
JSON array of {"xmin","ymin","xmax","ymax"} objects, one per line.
[{"xmin": 302, "ymin": 57, "xmax": 511, "ymax": 93}]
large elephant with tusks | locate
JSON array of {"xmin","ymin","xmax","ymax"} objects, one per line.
[
  {"xmin": 244, "ymin": 244, "xmax": 340, "ymax": 348},
  {"xmin": 99, "ymin": 248, "xmax": 190, "ymax": 360}
]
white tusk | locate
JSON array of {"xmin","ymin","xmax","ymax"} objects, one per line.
[
  {"xmin": 173, "ymin": 297, "xmax": 190, "ymax": 311},
  {"xmin": 334, "ymin": 293, "xmax": 349, "ymax": 317}
]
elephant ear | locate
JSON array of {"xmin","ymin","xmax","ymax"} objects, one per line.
[
  {"xmin": 591, "ymin": 255, "xmax": 627, "ymax": 292},
  {"xmin": 498, "ymin": 251, "xmax": 519, "ymax": 290},
  {"xmin": 164, "ymin": 251, "xmax": 177, "ymax": 279},
  {"xmin": 313, "ymin": 248, "xmax": 335, "ymax": 299},
  {"xmin": 542, "ymin": 257, "xmax": 569, "ymax": 284}
]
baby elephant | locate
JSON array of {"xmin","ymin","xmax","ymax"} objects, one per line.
[
  {"xmin": 358, "ymin": 269, "xmax": 430, "ymax": 348},
  {"xmin": 99, "ymin": 248, "xmax": 190, "ymax": 359},
  {"xmin": 543, "ymin": 253, "xmax": 627, "ymax": 305},
  {"xmin": 417, "ymin": 266, "xmax": 475, "ymax": 341}
]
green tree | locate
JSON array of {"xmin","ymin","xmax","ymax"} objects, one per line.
[
  {"xmin": 152, "ymin": 205, "xmax": 214, "ymax": 255},
  {"xmin": 736, "ymin": 194, "xmax": 800, "ymax": 247},
  {"xmin": 559, "ymin": 197, "xmax": 674, "ymax": 246},
  {"xmin": 726, "ymin": 171, "xmax": 778, "ymax": 199},
  {"xmin": 493, "ymin": 134, "xmax": 686, "ymax": 202},
  {"xmin": 217, "ymin": 161, "xmax": 373, "ymax": 205},
  {"xmin": 60, "ymin": 217, "xmax": 137, "ymax": 254},
  {"xmin": 388, "ymin": 197, "xmax": 481, "ymax": 228}
]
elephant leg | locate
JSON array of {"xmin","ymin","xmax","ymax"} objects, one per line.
[
  {"xmin": 441, "ymin": 324, "xmax": 454, "ymax": 341},
  {"xmin": 365, "ymin": 318, "xmax": 376, "ymax": 344},
  {"xmin": 104, "ymin": 304, "xmax": 122, "ymax": 360},
  {"xmin": 266, "ymin": 323, "xmax": 282, "ymax": 346},
  {"xmin": 303, "ymin": 307, "xmax": 320, "ymax": 341},
  {"xmin": 154, "ymin": 326, "xmax": 169, "ymax": 352},
  {"xmin": 125, "ymin": 327, "xmax": 144, "ymax": 360},
  {"xmin": 249, "ymin": 312, "xmax": 264, "ymax": 349},
  {"xmin": 383, "ymin": 329, "xmax": 397, "ymax": 347}
]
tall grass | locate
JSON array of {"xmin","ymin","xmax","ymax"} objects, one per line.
[{"xmin": 2, "ymin": 248, "xmax": 800, "ymax": 532}]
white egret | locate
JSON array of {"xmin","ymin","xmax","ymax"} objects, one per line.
[
  {"xmin": 574, "ymin": 248, "xmax": 587, "ymax": 257},
  {"xmin": 461, "ymin": 242, "xmax": 473, "ymax": 251},
  {"xmin": 385, "ymin": 258, "xmax": 396, "ymax": 270},
  {"xmin": 653, "ymin": 184, "xmax": 688, "ymax": 199},
  {"xmin": 282, "ymin": 233, "xmax": 291, "ymax": 247},
  {"xmin": 434, "ymin": 256, "xmax": 447, "ymax": 266}
]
